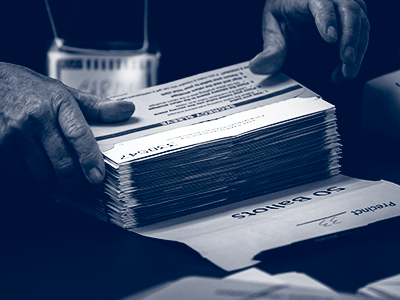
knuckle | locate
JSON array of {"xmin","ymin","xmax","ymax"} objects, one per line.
[
  {"xmin": 54, "ymin": 157, "xmax": 77, "ymax": 176},
  {"xmin": 70, "ymin": 89, "xmax": 104, "ymax": 121},
  {"xmin": 83, "ymin": 96, "xmax": 101, "ymax": 118},
  {"xmin": 80, "ymin": 152, "xmax": 99, "ymax": 167},
  {"xmin": 63, "ymin": 120, "xmax": 88, "ymax": 141},
  {"xmin": 340, "ymin": 1, "xmax": 362, "ymax": 16},
  {"xmin": 51, "ymin": 89, "xmax": 72, "ymax": 109},
  {"xmin": 325, "ymin": 11, "xmax": 337, "ymax": 21},
  {"xmin": 339, "ymin": 0, "xmax": 362, "ymax": 16},
  {"xmin": 76, "ymin": 143, "xmax": 100, "ymax": 168},
  {"xmin": 315, "ymin": 8, "xmax": 336, "ymax": 24},
  {"xmin": 346, "ymin": 32, "xmax": 360, "ymax": 42},
  {"xmin": 2, "ymin": 97, "xmax": 52, "ymax": 134},
  {"xmin": 61, "ymin": 123, "xmax": 98, "ymax": 165},
  {"xmin": 25, "ymin": 99, "xmax": 51, "ymax": 120},
  {"xmin": 66, "ymin": 87, "xmax": 82, "ymax": 99}
]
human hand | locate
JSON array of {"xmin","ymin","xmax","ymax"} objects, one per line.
[
  {"xmin": 249, "ymin": 0, "xmax": 369, "ymax": 83},
  {"xmin": 0, "ymin": 63, "xmax": 135, "ymax": 194}
]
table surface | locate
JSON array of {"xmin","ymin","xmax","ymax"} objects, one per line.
[{"xmin": 1, "ymin": 127, "xmax": 400, "ymax": 300}]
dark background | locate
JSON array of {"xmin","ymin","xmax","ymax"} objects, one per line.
[{"xmin": 1, "ymin": 1, "xmax": 400, "ymax": 299}]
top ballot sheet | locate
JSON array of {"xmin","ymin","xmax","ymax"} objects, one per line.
[{"xmin": 90, "ymin": 62, "xmax": 318, "ymax": 152}]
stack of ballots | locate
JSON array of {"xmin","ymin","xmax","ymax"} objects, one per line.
[{"xmin": 58, "ymin": 62, "xmax": 341, "ymax": 229}]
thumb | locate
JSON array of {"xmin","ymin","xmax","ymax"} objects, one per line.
[
  {"xmin": 66, "ymin": 87, "xmax": 135, "ymax": 123},
  {"xmin": 249, "ymin": 11, "xmax": 287, "ymax": 75}
]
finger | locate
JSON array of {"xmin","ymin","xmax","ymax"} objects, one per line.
[
  {"xmin": 353, "ymin": 0, "xmax": 367, "ymax": 14},
  {"xmin": 341, "ymin": 8, "xmax": 369, "ymax": 79},
  {"xmin": 336, "ymin": 0, "xmax": 363, "ymax": 66},
  {"xmin": 54, "ymin": 90, "xmax": 105, "ymax": 185},
  {"xmin": 66, "ymin": 86, "xmax": 135, "ymax": 123},
  {"xmin": 308, "ymin": 0, "xmax": 338, "ymax": 43},
  {"xmin": 249, "ymin": 10, "xmax": 287, "ymax": 75},
  {"xmin": 39, "ymin": 115, "xmax": 86, "ymax": 194}
]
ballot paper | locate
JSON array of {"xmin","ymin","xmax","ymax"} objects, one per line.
[
  {"xmin": 91, "ymin": 62, "xmax": 319, "ymax": 152},
  {"xmin": 59, "ymin": 61, "xmax": 342, "ymax": 229}
]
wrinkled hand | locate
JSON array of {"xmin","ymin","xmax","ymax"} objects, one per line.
[
  {"xmin": 0, "ymin": 63, "xmax": 135, "ymax": 194},
  {"xmin": 249, "ymin": 0, "xmax": 370, "ymax": 83}
]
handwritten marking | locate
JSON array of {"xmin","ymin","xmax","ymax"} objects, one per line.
[
  {"xmin": 319, "ymin": 217, "xmax": 342, "ymax": 227},
  {"xmin": 296, "ymin": 212, "xmax": 346, "ymax": 226}
]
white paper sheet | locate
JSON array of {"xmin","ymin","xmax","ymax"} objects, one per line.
[
  {"xmin": 91, "ymin": 62, "xmax": 318, "ymax": 152},
  {"xmin": 104, "ymin": 96, "xmax": 333, "ymax": 164}
]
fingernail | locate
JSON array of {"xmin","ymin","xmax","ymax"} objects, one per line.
[
  {"xmin": 344, "ymin": 47, "xmax": 356, "ymax": 63},
  {"xmin": 89, "ymin": 167, "xmax": 104, "ymax": 184},
  {"xmin": 327, "ymin": 26, "xmax": 337, "ymax": 41},
  {"xmin": 119, "ymin": 101, "xmax": 135, "ymax": 113},
  {"xmin": 127, "ymin": 102, "xmax": 135, "ymax": 112}
]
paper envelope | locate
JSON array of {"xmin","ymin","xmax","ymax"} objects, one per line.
[{"xmin": 133, "ymin": 175, "xmax": 400, "ymax": 271}]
